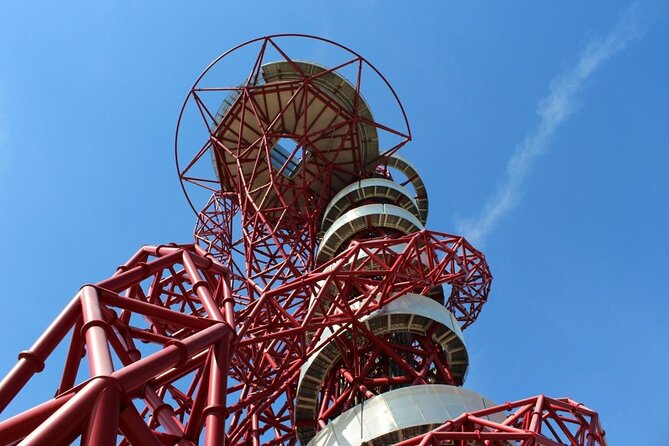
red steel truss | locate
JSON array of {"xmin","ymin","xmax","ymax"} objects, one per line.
[
  {"xmin": 0, "ymin": 244, "xmax": 235, "ymax": 445},
  {"xmin": 393, "ymin": 396, "xmax": 607, "ymax": 446},
  {"xmin": 0, "ymin": 34, "xmax": 605, "ymax": 445}
]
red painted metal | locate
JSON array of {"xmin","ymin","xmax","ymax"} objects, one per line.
[
  {"xmin": 0, "ymin": 34, "xmax": 604, "ymax": 445},
  {"xmin": 393, "ymin": 395, "xmax": 607, "ymax": 446},
  {"xmin": 0, "ymin": 244, "xmax": 234, "ymax": 445},
  {"xmin": 306, "ymin": 328, "xmax": 462, "ymax": 429}
]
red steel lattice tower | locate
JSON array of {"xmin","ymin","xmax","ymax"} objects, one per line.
[{"xmin": 0, "ymin": 35, "xmax": 606, "ymax": 445}]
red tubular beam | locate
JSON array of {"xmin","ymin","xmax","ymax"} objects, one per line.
[
  {"xmin": 183, "ymin": 358, "xmax": 211, "ymax": 441},
  {"xmin": 499, "ymin": 403, "xmax": 533, "ymax": 427},
  {"xmin": 80, "ymin": 286, "xmax": 114, "ymax": 377},
  {"xmin": 468, "ymin": 415, "xmax": 526, "ymax": 433},
  {"xmin": 57, "ymin": 319, "xmax": 84, "ymax": 395},
  {"xmin": 318, "ymin": 387, "xmax": 354, "ymax": 422},
  {"xmin": 143, "ymin": 386, "xmax": 188, "ymax": 442},
  {"xmin": 182, "ymin": 252, "xmax": 225, "ymax": 322},
  {"xmin": 97, "ymin": 288, "xmax": 211, "ymax": 330},
  {"xmin": 432, "ymin": 432, "xmax": 535, "ymax": 441},
  {"xmin": 18, "ymin": 378, "xmax": 107, "ymax": 446},
  {"xmin": 204, "ymin": 341, "xmax": 230, "ymax": 445},
  {"xmin": 82, "ymin": 386, "xmax": 120, "ymax": 446},
  {"xmin": 251, "ymin": 411, "xmax": 260, "ymax": 446},
  {"xmin": 126, "ymin": 326, "xmax": 174, "ymax": 345},
  {"xmin": 151, "ymin": 349, "xmax": 209, "ymax": 390},
  {"xmin": 192, "ymin": 244, "xmax": 230, "ymax": 274},
  {"xmin": 339, "ymin": 369, "xmax": 374, "ymax": 399},
  {"xmin": 221, "ymin": 278, "xmax": 236, "ymax": 329},
  {"xmin": 0, "ymin": 295, "xmax": 81, "ymax": 412},
  {"xmin": 528, "ymin": 394, "xmax": 545, "ymax": 434},
  {"xmin": 118, "ymin": 401, "xmax": 163, "ymax": 446},
  {"xmin": 113, "ymin": 323, "xmax": 229, "ymax": 393},
  {"xmin": 112, "ymin": 247, "xmax": 148, "ymax": 276},
  {"xmin": 147, "ymin": 244, "xmax": 196, "ymax": 258},
  {"xmin": 96, "ymin": 250, "xmax": 184, "ymax": 293},
  {"xmin": 0, "ymin": 393, "xmax": 74, "ymax": 444},
  {"xmin": 394, "ymin": 431, "xmax": 530, "ymax": 446},
  {"xmin": 187, "ymin": 251, "xmax": 227, "ymax": 273}
]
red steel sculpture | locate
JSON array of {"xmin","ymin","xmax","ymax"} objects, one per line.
[{"xmin": 0, "ymin": 35, "xmax": 606, "ymax": 445}]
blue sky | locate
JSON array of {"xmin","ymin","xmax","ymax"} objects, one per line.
[{"xmin": 0, "ymin": 1, "xmax": 668, "ymax": 443}]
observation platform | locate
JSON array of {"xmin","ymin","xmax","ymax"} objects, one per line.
[
  {"xmin": 296, "ymin": 294, "xmax": 468, "ymax": 443},
  {"xmin": 317, "ymin": 204, "xmax": 424, "ymax": 263},
  {"xmin": 321, "ymin": 178, "xmax": 422, "ymax": 233},
  {"xmin": 305, "ymin": 385, "xmax": 499, "ymax": 446},
  {"xmin": 381, "ymin": 154, "xmax": 428, "ymax": 224},
  {"xmin": 210, "ymin": 61, "xmax": 379, "ymax": 218}
]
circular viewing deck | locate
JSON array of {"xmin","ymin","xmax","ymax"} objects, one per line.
[
  {"xmin": 209, "ymin": 60, "xmax": 381, "ymax": 218},
  {"xmin": 306, "ymin": 385, "xmax": 499, "ymax": 446},
  {"xmin": 296, "ymin": 294, "xmax": 469, "ymax": 443},
  {"xmin": 317, "ymin": 204, "xmax": 424, "ymax": 263},
  {"xmin": 320, "ymin": 178, "xmax": 422, "ymax": 233}
]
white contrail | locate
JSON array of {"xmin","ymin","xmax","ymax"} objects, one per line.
[{"xmin": 456, "ymin": 2, "xmax": 650, "ymax": 245}]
